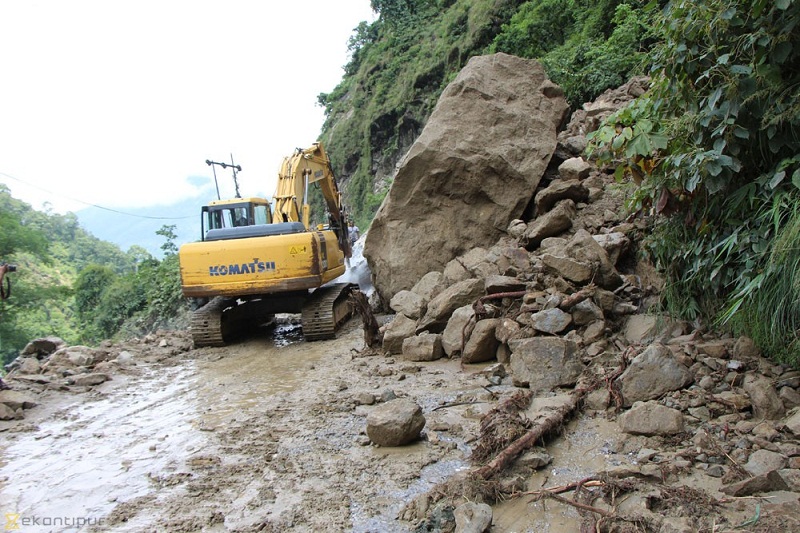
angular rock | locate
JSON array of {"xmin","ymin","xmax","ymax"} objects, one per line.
[
  {"xmin": 530, "ymin": 308, "xmax": 572, "ymax": 334},
  {"xmin": 17, "ymin": 357, "xmax": 41, "ymax": 374},
  {"xmin": 616, "ymin": 343, "xmax": 692, "ymax": 407},
  {"xmin": 563, "ymin": 229, "xmax": 621, "ymax": 289},
  {"xmin": 454, "ymin": 502, "xmax": 493, "ymax": 533},
  {"xmin": 744, "ymin": 374, "xmax": 785, "ymax": 420},
  {"xmin": 619, "ymin": 401, "xmax": 685, "ymax": 436},
  {"xmin": 462, "ymin": 319, "xmax": 500, "ymax": 364},
  {"xmin": 69, "ymin": 373, "xmax": 110, "ymax": 387},
  {"xmin": 507, "ymin": 219, "xmax": 527, "ymax": 239},
  {"xmin": 571, "ymin": 299, "xmax": 603, "ymax": 326},
  {"xmin": 780, "ymin": 386, "xmax": 800, "ymax": 409},
  {"xmin": 418, "ymin": 278, "xmax": 484, "ymax": 332},
  {"xmin": 366, "ymin": 398, "xmax": 426, "ymax": 446},
  {"xmin": 411, "ymin": 272, "xmax": 445, "ymax": 303},
  {"xmin": 592, "ymin": 232, "xmax": 630, "ymax": 266},
  {"xmin": 484, "ymin": 275, "xmax": 525, "ymax": 295},
  {"xmin": 558, "ymin": 157, "xmax": 592, "ymax": 181},
  {"xmin": 21, "ymin": 336, "xmax": 66, "ymax": 357},
  {"xmin": 0, "ymin": 390, "xmax": 38, "ymax": 410},
  {"xmin": 383, "ymin": 314, "xmax": 418, "ymax": 355},
  {"xmin": 402, "ymin": 334, "xmax": 444, "ymax": 362},
  {"xmin": 441, "ymin": 305, "xmax": 476, "ymax": 356},
  {"xmin": 744, "ymin": 449, "xmax": 788, "ymax": 477},
  {"xmin": 364, "ymin": 53, "xmax": 569, "ymax": 300},
  {"xmin": 495, "ymin": 318, "xmax": 521, "ymax": 344},
  {"xmin": 720, "ymin": 470, "xmax": 790, "ymax": 497},
  {"xmin": 541, "ymin": 254, "xmax": 592, "ymax": 284},
  {"xmin": 535, "ymin": 180, "xmax": 589, "ymax": 214},
  {"xmin": 0, "ymin": 403, "xmax": 16, "ymax": 420},
  {"xmin": 785, "ymin": 409, "xmax": 800, "ymax": 435},
  {"xmin": 390, "ymin": 290, "xmax": 426, "ymax": 320},
  {"xmin": 732, "ymin": 336, "xmax": 761, "ymax": 359},
  {"xmin": 509, "ymin": 337, "xmax": 583, "ymax": 392},
  {"xmin": 523, "ymin": 200, "xmax": 576, "ymax": 250},
  {"xmin": 779, "ymin": 469, "xmax": 800, "ymax": 491}
]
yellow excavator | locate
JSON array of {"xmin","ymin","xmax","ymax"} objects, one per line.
[{"xmin": 178, "ymin": 143, "xmax": 354, "ymax": 347}]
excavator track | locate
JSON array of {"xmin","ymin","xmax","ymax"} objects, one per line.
[
  {"xmin": 190, "ymin": 296, "xmax": 230, "ymax": 347},
  {"xmin": 301, "ymin": 283, "xmax": 356, "ymax": 341},
  {"xmin": 190, "ymin": 296, "xmax": 278, "ymax": 348}
]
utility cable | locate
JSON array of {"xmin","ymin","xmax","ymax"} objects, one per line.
[{"xmin": 0, "ymin": 171, "xmax": 196, "ymax": 220}]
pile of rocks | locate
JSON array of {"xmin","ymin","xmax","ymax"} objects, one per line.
[
  {"xmin": 373, "ymin": 78, "xmax": 800, "ymax": 523},
  {"xmin": 1, "ymin": 330, "xmax": 193, "ymax": 420}
]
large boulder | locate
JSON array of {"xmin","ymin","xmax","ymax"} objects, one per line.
[{"xmin": 364, "ymin": 53, "xmax": 569, "ymax": 300}]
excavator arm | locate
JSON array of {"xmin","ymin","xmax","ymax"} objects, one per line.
[{"xmin": 272, "ymin": 142, "xmax": 351, "ymax": 258}]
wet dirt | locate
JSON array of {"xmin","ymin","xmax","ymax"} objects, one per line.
[{"xmin": 0, "ymin": 320, "xmax": 488, "ymax": 532}]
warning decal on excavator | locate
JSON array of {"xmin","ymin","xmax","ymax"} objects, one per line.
[{"xmin": 289, "ymin": 246, "xmax": 307, "ymax": 255}]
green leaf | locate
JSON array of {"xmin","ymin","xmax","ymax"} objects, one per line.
[
  {"xmin": 611, "ymin": 134, "xmax": 625, "ymax": 151},
  {"xmin": 792, "ymin": 169, "xmax": 800, "ymax": 190},
  {"xmin": 769, "ymin": 171, "xmax": 786, "ymax": 189},
  {"xmin": 707, "ymin": 160, "xmax": 723, "ymax": 176},
  {"xmin": 733, "ymin": 126, "xmax": 750, "ymax": 139},
  {"xmin": 772, "ymin": 42, "xmax": 791, "ymax": 64},
  {"xmin": 713, "ymin": 138, "xmax": 726, "ymax": 152},
  {"xmin": 720, "ymin": 8, "xmax": 736, "ymax": 20},
  {"xmin": 614, "ymin": 165, "xmax": 626, "ymax": 182},
  {"xmin": 730, "ymin": 65, "xmax": 752, "ymax": 75},
  {"xmin": 776, "ymin": 0, "xmax": 790, "ymax": 9},
  {"xmin": 708, "ymin": 87, "xmax": 723, "ymax": 109}
]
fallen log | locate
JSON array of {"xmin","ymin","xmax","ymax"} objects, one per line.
[{"xmin": 472, "ymin": 389, "xmax": 587, "ymax": 480}]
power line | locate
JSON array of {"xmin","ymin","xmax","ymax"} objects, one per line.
[{"xmin": 0, "ymin": 171, "xmax": 197, "ymax": 220}]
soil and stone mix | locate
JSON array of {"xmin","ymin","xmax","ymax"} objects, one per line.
[{"xmin": 2, "ymin": 53, "xmax": 799, "ymax": 532}]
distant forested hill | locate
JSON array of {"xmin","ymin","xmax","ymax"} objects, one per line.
[{"xmin": 76, "ymin": 195, "xmax": 204, "ymax": 257}]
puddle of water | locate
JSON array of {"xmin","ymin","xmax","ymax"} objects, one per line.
[
  {"xmin": 492, "ymin": 414, "xmax": 626, "ymax": 532},
  {"xmin": 0, "ymin": 364, "xmax": 206, "ymax": 532}
]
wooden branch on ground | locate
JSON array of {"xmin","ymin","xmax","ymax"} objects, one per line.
[
  {"xmin": 349, "ymin": 290, "xmax": 382, "ymax": 349},
  {"xmin": 472, "ymin": 390, "xmax": 586, "ymax": 480},
  {"xmin": 528, "ymin": 489, "xmax": 614, "ymax": 518},
  {"xmin": 558, "ymin": 284, "xmax": 597, "ymax": 310}
]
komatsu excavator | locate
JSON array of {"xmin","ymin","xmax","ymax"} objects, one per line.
[{"xmin": 178, "ymin": 143, "xmax": 354, "ymax": 347}]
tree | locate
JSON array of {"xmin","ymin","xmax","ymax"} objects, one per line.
[{"xmin": 156, "ymin": 224, "xmax": 179, "ymax": 256}]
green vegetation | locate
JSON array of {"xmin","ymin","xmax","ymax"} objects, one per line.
[
  {"xmin": 0, "ymin": 185, "xmax": 187, "ymax": 365},
  {"xmin": 318, "ymin": 0, "xmax": 654, "ymax": 229},
  {"xmin": 587, "ymin": 0, "xmax": 800, "ymax": 364}
]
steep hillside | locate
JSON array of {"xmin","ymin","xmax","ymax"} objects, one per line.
[{"xmin": 317, "ymin": 0, "xmax": 656, "ymax": 230}]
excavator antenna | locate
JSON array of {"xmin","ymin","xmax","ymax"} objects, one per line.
[{"xmin": 206, "ymin": 156, "xmax": 243, "ymax": 199}]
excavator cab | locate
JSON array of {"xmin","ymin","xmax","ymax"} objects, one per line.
[{"xmin": 201, "ymin": 197, "xmax": 272, "ymax": 240}]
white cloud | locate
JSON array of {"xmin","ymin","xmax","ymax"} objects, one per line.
[{"xmin": 0, "ymin": 0, "xmax": 375, "ymax": 214}]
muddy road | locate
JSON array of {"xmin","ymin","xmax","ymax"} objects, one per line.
[{"xmin": 0, "ymin": 320, "xmax": 501, "ymax": 532}]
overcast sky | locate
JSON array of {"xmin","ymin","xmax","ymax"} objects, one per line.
[{"xmin": 0, "ymin": 1, "xmax": 375, "ymax": 215}]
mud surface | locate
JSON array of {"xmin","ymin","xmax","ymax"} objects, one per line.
[
  {"xmin": 2, "ymin": 318, "xmax": 798, "ymax": 532},
  {"xmin": 0, "ymin": 321, "xmax": 487, "ymax": 532}
]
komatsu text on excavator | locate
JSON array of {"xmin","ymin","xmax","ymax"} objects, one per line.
[{"xmin": 178, "ymin": 143, "xmax": 354, "ymax": 347}]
